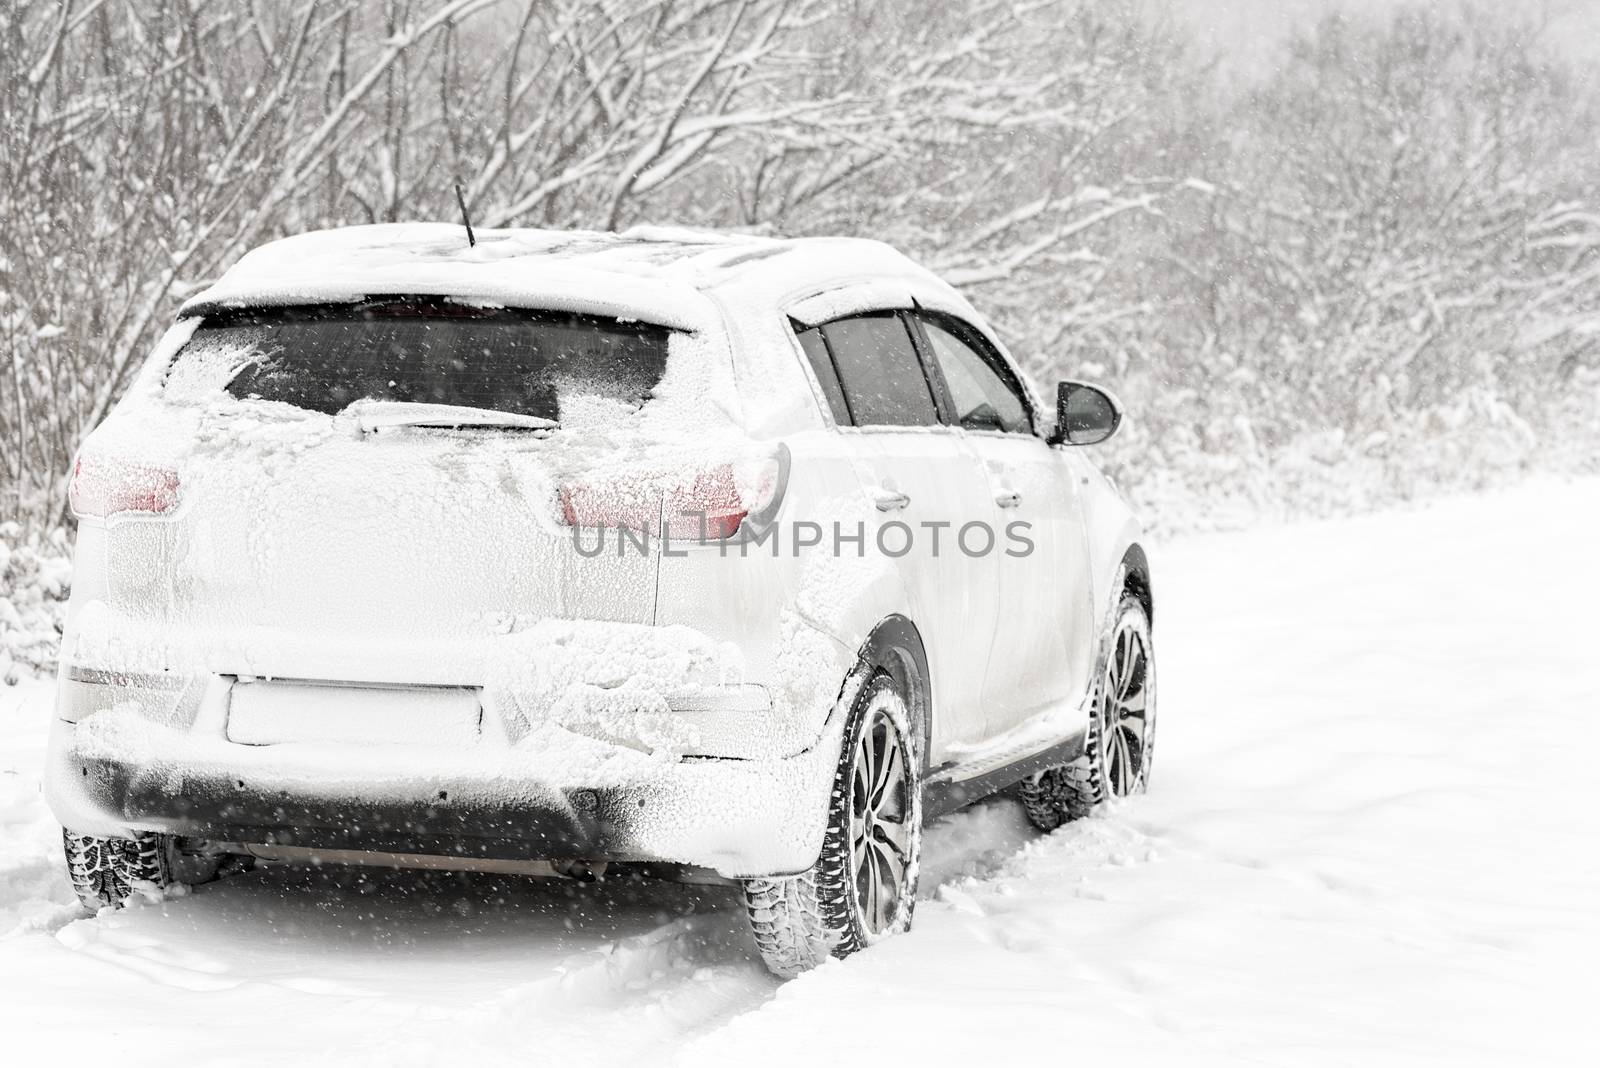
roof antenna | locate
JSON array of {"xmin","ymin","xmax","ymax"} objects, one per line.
[{"xmin": 454, "ymin": 180, "xmax": 476, "ymax": 248}]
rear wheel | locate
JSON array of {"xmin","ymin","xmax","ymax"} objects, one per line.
[
  {"xmin": 63, "ymin": 831, "xmax": 171, "ymax": 910},
  {"xmin": 741, "ymin": 672, "xmax": 923, "ymax": 978},
  {"xmin": 63, "ymin": 831, "xmax": 237, "ymax": 911},
  {"xmin": 1019, "ymin": 591, "xmax": 1155, "ymax": 830}
]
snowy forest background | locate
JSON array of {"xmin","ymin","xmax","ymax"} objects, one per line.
[{"xmin": 3, "ymin": 0, "xmax": 1599, "ymax": 678}]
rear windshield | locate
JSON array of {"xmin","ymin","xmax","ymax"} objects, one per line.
[{"xmin": 165, "ymin": 300, "xmax": 671, "ymax": 421}]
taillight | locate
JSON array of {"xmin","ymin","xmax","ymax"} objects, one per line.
[
  {"xmin": 69, "ymin": 456, "xmax": 181, "ymax": 518},
  {"xmin": 559, "ymin": 450, "xmax": 785, "ymax": 541}
]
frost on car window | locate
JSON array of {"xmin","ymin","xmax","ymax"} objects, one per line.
[
  {"xmin": 161, "ymin": 326, "xmax": 265, "ymax": 399},
  {"xmin": 164, "ymin": 301, "xmax": 670, "ymax": 422},
  {"xmin": 793, "ymin": 324, "xmax": 851, "ymax": 425},
  {"xmin": 819, "ymin": 314, "xmax": 938, "ymax": 427}
]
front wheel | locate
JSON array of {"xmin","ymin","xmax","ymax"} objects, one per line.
[
  {"xmin": 1019, "ymin": 591, "xmax": 1155, "ymax": 830},
  {"xmin": 741, "ymin": 671, "xmax": 923, "ymax": 978}
]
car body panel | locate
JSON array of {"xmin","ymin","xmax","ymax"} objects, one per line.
[
  {"xmin": 965, "ymin": 431, "xmax": 1095, "ymax": 738},
  {"xmin": 846, "ymin": 427, "xmax": 1001, "ymax": 761}
]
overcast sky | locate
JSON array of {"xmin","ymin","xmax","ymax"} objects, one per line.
[{"xmin": 1154, "ymin": 0, "xmax": 1600, "ymax": 74}]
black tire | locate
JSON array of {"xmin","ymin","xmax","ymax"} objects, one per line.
[
  {"xmin": 63, "ymin": 830, "xmax": 172, "ymax": 911},
  {"xmin": 741, "ymin": 671, "xmax": 923, "ymax": 978},
  {"xmin": 61, "ymin": 831, "xmax": 240, "ymax": 911},
  {"xmin": 1019, "ymin": 589, "xmax": 1155, "ymax": 831}
]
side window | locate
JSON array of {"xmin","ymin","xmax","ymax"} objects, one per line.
[
  {"xmin": 918, "ymin": 317, "xmax": 1031, "ymax": 434},
  {"xmin": 819, "ymin": 314, "xmax": 939, "ymax": 427},
  {"xmin": 793, "ymin": 323, "xmax": 852, "ymax": 425}
]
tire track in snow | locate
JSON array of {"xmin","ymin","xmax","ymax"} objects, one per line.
[
  {"xmin": 0, "ymin": 773, "xmax": 1059, "ymax": 1066},
  {"xmin": 1, "ymin": 670, "xmax": 1115, "ymax": 1065},
  {"xmin": 3, "ymin": 861, "xmax": 785, "ymax": 1063}
]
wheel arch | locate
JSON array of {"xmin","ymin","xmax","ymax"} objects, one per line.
[
  {"xmin": 855, "ymin": 614, "xmax": 933, "ymax": 770},
  {"xmin": 1120, "ymin": 543, "xmax": 1154, "ymax": 626}
]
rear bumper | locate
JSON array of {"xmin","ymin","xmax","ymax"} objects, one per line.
[{"xmin": 46, "ymin": 706, "xmax": 843, "ymax": 880}]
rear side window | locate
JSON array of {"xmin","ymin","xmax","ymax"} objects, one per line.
[
  {"xmin": 819, "ymin": 314, "xmax": 938, "ymax": 427},
  {"xmin": 794, "ymin": 323, "xmax": 852, "ymax": 425},
  {"xmin": 165, "ymin": 300, "xmax": 670, "ymax": 422}
]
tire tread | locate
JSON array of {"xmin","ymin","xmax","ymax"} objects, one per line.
[
  {"xmin": 1018, "ymin": 587, "xmax": 1148, "ymax": 831},
  {"xmin": 61, "ymin": 830, "xmax": 173, "ymax": 911},
  {"xmin": 741, "ymin": 672, "xmax": 917, "ymax": 978}
]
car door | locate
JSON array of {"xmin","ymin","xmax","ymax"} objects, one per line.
[
  {"xmin": 802, "ymin": 312, "xmax": 1001, "ymax": 761},
  {"xmin": 909, "ymin": 312, "xmax": 1095, "ymax": 742}
]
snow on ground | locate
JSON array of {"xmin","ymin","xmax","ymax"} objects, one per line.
[{"xmin": 2, "ymin": 478, "xmax": 1598, "ymax": 1065}]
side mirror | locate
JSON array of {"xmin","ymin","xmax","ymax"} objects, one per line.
[{"xmin": 1048, "ymin": 381, "xmax": 1122, "ymax": 446}]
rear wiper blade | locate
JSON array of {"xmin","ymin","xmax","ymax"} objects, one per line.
[{"xmin": 344, "ymin": 400, "xmax": 557, "ymax": 432}]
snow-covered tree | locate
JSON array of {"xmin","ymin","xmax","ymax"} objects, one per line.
[{"xmin": 3, "ymin": 0, "xmax": 1598, "ymax": 537}]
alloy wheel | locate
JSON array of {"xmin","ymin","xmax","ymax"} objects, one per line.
[
  {"xmin": 849, "ymin": 706, "xmax": 914, "ymax": 936},
  {"xmin": 1099, "ymin": 612, "xmax": 1153, "ymax": 797}
]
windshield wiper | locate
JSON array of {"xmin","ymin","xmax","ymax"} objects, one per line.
[{"xmin": 344, "ymin": 399, "xmax": 557, "ymax": 433}]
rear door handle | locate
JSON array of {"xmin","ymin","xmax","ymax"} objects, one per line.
[
  {"xmin": 872, "ymin": 488, "xmax": 911, "ymax": 512},
  {"xmin": 995, "ymin": 490, "xmax": 1022, "ymax": 509}
]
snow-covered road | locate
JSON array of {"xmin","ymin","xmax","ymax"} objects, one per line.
[{"xmin": 3, "ymin": 480, "xmax": 1597, "ymax": 1066}]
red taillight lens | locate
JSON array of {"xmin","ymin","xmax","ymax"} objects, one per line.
[
  {"xmin": 668, "ymin": 463, "xmax": 749, "ymax": 540},
  {"xmin": 69, "ymin": 456, "xmax": 181, "ymax": 518},
  {"xmin": 559, "ymin": 473, "xmax": 664, "ymax": 535},
  {"xmin": 559, "ymin": 452, "xmax": 784, "ymax": 541}
]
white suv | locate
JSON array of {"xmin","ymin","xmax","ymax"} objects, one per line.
[{"xmin": 46, "ymin": 225, "xmax": 1154, "ymax": 976}]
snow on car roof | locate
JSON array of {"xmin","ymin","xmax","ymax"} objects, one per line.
[{"xmin": 178, "ymin": 222, "xmax": 955, "ymax": 333}]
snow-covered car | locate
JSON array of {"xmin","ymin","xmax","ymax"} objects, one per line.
[{"xmin": 45, "ymin": 224, "xmax": 1154, "ymax": 976}]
